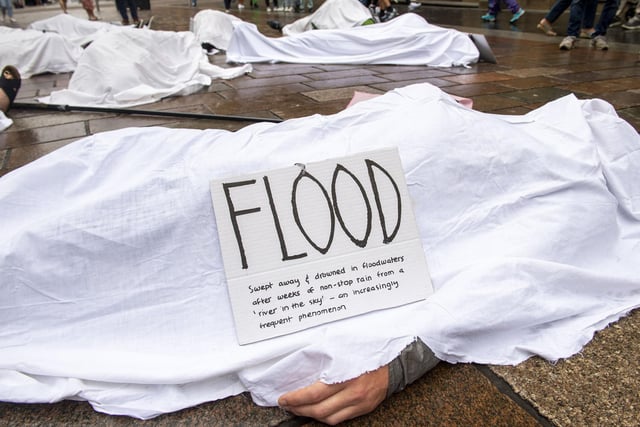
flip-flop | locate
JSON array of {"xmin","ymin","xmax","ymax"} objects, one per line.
[{"xmin": 537, "ymin": 21, "xmax": 557, "ymax": 36}]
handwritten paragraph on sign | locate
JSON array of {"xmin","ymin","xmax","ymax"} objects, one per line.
[{"xmin": 210, "ymin": 148, "xmax": 433, "ymax": 344}]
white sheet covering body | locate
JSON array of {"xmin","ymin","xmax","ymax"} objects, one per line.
[
  {"xmin": 28, "ymin": 13, "xmax": 124, "ymax": 47},
  {"xmin": 1, "ymin": 84, "xmax": 640, "ymax": 419},
  {"xmin": 39, "ymin": 28, "xmax": 252, "ymax": 108},
  {"xmin": 281, "ymin": 0, "xmax": 374, "ymax": 36},
  {"xmin": 0, "ymin": 27, "xmax": 82, "ymax": 78},
  {"xmin": 191, "ymin": 9, "xmax": 242, "ymax": 51},
  {"xmin": 226, "ymin": 13, "xmax": 479, "ymax": 67}
]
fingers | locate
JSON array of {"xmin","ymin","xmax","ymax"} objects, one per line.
[{"xmin": 278, "ymin": 365, "xmax": 389, "ymax": 425}]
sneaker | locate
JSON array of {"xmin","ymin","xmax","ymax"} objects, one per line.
[
  {"xmin": 559, "ymin": 35, "xmax": 577, "ymax": 50},
  {"xmin": 266, "ymin": 6, "xmax": 272, "ymax": 11},
  {"xmin": 408, "ymin": 1, "xmax": 420, "ymax": 11},
  {"xmin": 609, "ymin": 16, "xmax": 623, "ymax": 27},
  {"xmin": 267, "ymin": 20, "xmax": 282, "ymax": 30},
  {"xmin": 481, "ymin": 13, "xmax": 496, "ymax": 22},
  {"xmin": 623, "ymin": 16, "xmax": 640, "ymax": 30},
  {"xmin": 510, "ymin": 8, "xmax": 525, "ymax": 23},
  {"xmin": 379, "ymin": 7, "xmax": 398, "ymax": 22},
  {"xmin": 591, "ymin": 35, "xmax": 608, "ymax": 50},
  {"xmin": 238, "ymin": 3, "xmax": 245, "ymax": 9}
]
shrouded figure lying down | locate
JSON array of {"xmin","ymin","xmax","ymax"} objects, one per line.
[{"xmin": 1, "ymin": 83, "xmax": 639, "ymax": 424}]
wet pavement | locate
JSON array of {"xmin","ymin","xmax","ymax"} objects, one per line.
[{"xmin": 1, "ymin": 0, "xmax": 639, "ymax": 425}]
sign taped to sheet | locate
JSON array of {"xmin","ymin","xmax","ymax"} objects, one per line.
[{"xmin": 211, "ymin": 148, "xmax": 433, "ymax": 344}]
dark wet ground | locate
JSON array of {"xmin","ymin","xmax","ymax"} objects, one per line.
[{"xmin": 1, "ymin": 1, "xmax": 639, "ymax": 425}]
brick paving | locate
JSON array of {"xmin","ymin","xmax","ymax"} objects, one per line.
[{"xmin": 1, "ymin": 1, "xmax": 639, "ymax": 425}]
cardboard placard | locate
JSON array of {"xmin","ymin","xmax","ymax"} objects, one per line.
[{"xmin": 211, "ymin": 148, "xmax": 433, "ymax": 344}]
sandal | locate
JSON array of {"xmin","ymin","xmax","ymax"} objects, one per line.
[{"xmin": 537, "ymin": 20, "xmax": 557, "ymax": 36}]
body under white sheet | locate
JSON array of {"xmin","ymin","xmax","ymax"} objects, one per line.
[{"xmin": 1, "ymin": 83, "xmax": 639, "ymax": 419}]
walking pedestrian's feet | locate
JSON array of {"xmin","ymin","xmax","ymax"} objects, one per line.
[
  {"xmin": 481, "ymin": 13, "xmax": 496, "ymax": 22},
  {"xmin": 537, "ymin": 19, "xmax": 556, "ymax": 36},
  {"xmin": 559, "ymin": 35, "xmax": 577, "ymax": 50},
  {"xmin": 579, "ymin": 28, "xmax": 595, "ymax": 38},
  {"xmin": 609, "ymin": 16, "xmax": 623, "ymax": 27},
  {"xmin": 591, "ymin": 35, "xmax": 609, "ymax": 50},
  {"xmin": 510, "ymin": 8, "xmax": 525, "ymax": 23},
  {"xmin": 622, "ymin": 16, "xmax": 640, "ymax": 30}
]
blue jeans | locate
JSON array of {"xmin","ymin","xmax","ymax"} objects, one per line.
[
  {"xmin": 567, "ymin": 0, "xmax": 619, "ymax": 37},
  {"xmin": 116, "ymin": 0, "xmax": 139, "ymax": 21},
  {"xmin": 546, "ymin": 0, "xmax": 596, "ymax": 27}
]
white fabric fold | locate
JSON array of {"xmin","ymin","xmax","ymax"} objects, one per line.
[
  {"xmin": 0, "ymin": 26, "xmax": 82, "ymax": 78},
  {"xmin": 1, "ymin": 83, "xmax": 639, "ymax": 419},
  {"xmin": 281, "ymin": 0, "xmax": 374, "ymax": 35},
  {"xmin": 38, "ymin": 28, "xmax": 252, "ymax": 108},
  {"xmin": 27, "ymin": 13, "xmax": 123, "ymax": 47},
  {"xmin": 226, "ymin": 13, "xmax": 479, "ymax": 67},
  {"xmin": 191, "ymin": 9, "xmax": 242, "ymax": 51}
]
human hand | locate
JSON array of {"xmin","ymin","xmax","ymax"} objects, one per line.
[{"xmin": 278, "ymin": 365, "xmax": 389, "ymax": 425}]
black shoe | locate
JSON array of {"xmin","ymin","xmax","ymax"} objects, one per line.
[{"xmin": 267, "ymin": 20, "xmax": 283, "ymax": 30}]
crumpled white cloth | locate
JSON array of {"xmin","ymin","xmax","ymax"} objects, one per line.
[
  {"xmin": 39, "ymin": 28, "xmax": 252, "ymax": 108},
  {"xmin": 0, "ymin": 111, "xmax": 13, "ymax": 132},
  {"xmin": 282, "ymin": 0, "xmax": 374, "ymax": 36},
  {"xmin": 191, "ymin": 9, "xmax": 242, "ymax": 51},
  {"xmin": 1, "ymin": 83, "xmax": 639, "ymax": 419},
  {"xmin": 28, "ymin": 13, "xmax": 125, "ymax": 48},
  {"xmin": 0, "ymin": 26, "xmax": 82, "ymax": 78},
  {"xmin": 226, "ymin": 13, "xmax": 479, "ymax": 67}
]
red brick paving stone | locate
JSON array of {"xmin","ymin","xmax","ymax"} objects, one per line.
[
  {"xmin": 590, "ymin": 91, "xmax": 640, "ymax": 110},
  {"xmin": 364, "ymin": 65, "xmax": 441, "ymax": 74},
  {"xmin": 301, "ymin": 75, "xmax": 391, "ymax": 91},
  {"xmin": 441, "ymin": 72, "xmax": 517, "ymax": 85},
  {"xmin": 372, "ymin": 77, "xmax": 459, "ymax": 92},
  {"xmin": 5, "ymin": 139, "xmax": 76, "ymax": 172},
  {"xmin": 557, "ymin": 78, "xmax": 639, "ymax": 96},
  {"xmin": 375, "ymin": 69, "xmax": 456, "ymax": 82},
  {"xmin": 498, "ymin": 67, "xmax": 574, "ymax": 79},
  {"xmin": 88, "ymin": 115, "xmax": 175, "ymax": 134},
  {"xmin": 302, "ymin": 68, "xmax": 379, "ymax": 81},
  {"xmin": 440, "ymin": 82, "xmax": 517, "ymax": 98},
  {"xmin": 618, "ymin": 107, "xmax": 640, "ymax": 133},
  {"xmin": 11, "ymin": 112, "xmax": 107, "ymax": 129},
  {"xmin": 273, "ymin": 99, "xmax": 350, "ymax": 119},
  {"xmin": 497, "ymin": 76, "xmax": 567, "ymax": 90},
  {"xmin": 225, "ymin": 74, "xmax": 311, "ymax": 90},
  {"xmin": 250, "ymin": 65, "xmax": 325, "ymax": 78},
  {"xmin": 0, "ymin": 121, "xmax": 87, "ymax": 150},
  {"xmin": 498, "ymin": 87, "xmax": 575, "ymax": 105},
  {"xmin": 217, "ymin": 83, "xmax": 314, "ymax": 100},
  {"xmin": 303, "ymin": 364, "xmax": 540, "ymax": 427},
  {"xmin": 591, "ymin": 67, "xmax": 640, "ymax": 80},
  {"xmin": 490, "ymin": 106, "xmax": 535, "ymax": 115},
  {"xmin": 468, "ymin": 94, "xmax": 527, "ymax": 112},
  {"xmin": 301, "ymin": 86, "xmax": 384, "ymax": 103},
  {"xmin": 0, "ymin": 393, "xmax": 294, "ymax": 427}
]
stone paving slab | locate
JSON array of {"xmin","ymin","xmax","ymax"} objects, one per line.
[{"xmin": 1, "ymin": 1, "xmax": 639, "ymax": 425}]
